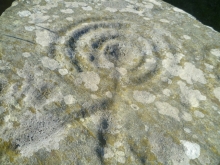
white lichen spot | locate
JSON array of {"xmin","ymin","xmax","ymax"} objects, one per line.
[
  {"xmin": 116, "ymin": 151, "xmax": 125, "ymax": 163},
  {"xmin": 148, "ymin": 0, "xmax": 161, "ymax": 6},
  {"xmin": 144, "ymin": 3, "xmax": 154, "ymax": 9},
  {"xmin": 4, "ymin": 115, "xmax": 11, "ymax": 122},
  {"xmin": 25, "ymin": 26, "xmax": 35, "ymax": 31},
  {"xmin": 64, "ymin": 95, "xmax": 76, "ymax": 105},
  {"xmin": 105, "ymin": 91, "xmax": 112, "ymax": 98},
  {"xmin": 18, "ymin": 10, "xmax": 31, "ymax": 17},
  {"xmin": 82, "ymin": 6, "xmax": 93, "ymax": 11},
  {"xmin": 193, "ymin": 24, "xmax": 200, "ymax": 28},
  {"xmin": 160, "ymin": 19, "xmax": 170, "ymax": 23},
  {"xmin": 80, "ymin": 72, "xmax": 100, "ymax": 91},
  {"xmin": 183, "ymin": 35, "xmax": 191, "ymax": 40},
  {"xmin": 91, "ymin": 94, "xmax": 98, "ymax": 99},
  {"xmin": 41, "ymin": 57, "xmax": 60, "ymax": 70},
  {"xmin": 66, "ymin": 17, "xmax": 73, "ymax": 21},
  {"xmin": 179, "ymin": 62, "xmax": 206, "ymax": 84},
  {"xmin": 120, "ymin": 7, "xmax": 144, "ymax": 16},
  {"xmin": 58, "ymin": 69, "xmax": 68, "ymax": 75},
  {"xmin": 212, "ymin": 106, "xmax": 218, "ymax": 111},
  {"xmin": 116, "ymin": 67, "xmax": 127, "ymax": 76},
  {"xmin": 155, "ymin": 102, "xmax": 180, "ymax": 121},
  {"xmin": 213, "ymin": 87, "xmax": 220, "ymax": 102},
  {"xmin": 64, "ymin": 2, "xmax": 87, "ymax": 8},
  {"xmin": 133, "ymin": 90, "xmax": 155, "ymax": 104},
  {"xmin": 20, "ymin": 128, "xmax": 67, "ymax": 157},
  {"xmin": 178, "ymin": 81, "xmax": 206, "ymax": 107},
  {"xmin": 145, "ymin": 125, "xmax": 149, "ymax": 132},
  {"xmin": 60, "ymin": 9, "xmax": 74, "ymax": 14},
  {"xmin": 180, "ymin": 140, "xmax": 200, "ymax": 160},
  {"xmin": 192, "ymin": 135, "xmax": 198, "ymax": 139},
  {"xmin": 36, "ymin": 30, "xmax": 54, "ymax": 47},
  {"xmin": 130, "ymin": 104, "xmax": 139, "ymax": 110},
  {"xmin": 144, "ymin": 17, "xmax": 150, "ymax": 20},
  {"xmin": 104, "ymin": 148, "xmax": 114, "ymax": 159},
  {"xmin": 114, "ymin": 141, "xmax": 122, "ymax": 148},
  {"xmin": 29, "ymin": 13, "xmax": 50, "ymax": 23},
  {"xmin": 162, "ymin": 89, "xmax": 171, "ymax": 96},
  {"xmin": 210, "ymin": 49, "xmax": 220, "ymax": 57},
  {"xmin": 52, "ymin": 15, "xmax": 59, "ymax": 18},
  {"xmin": 22, "ymin": 52, "xmax": 31, "ymax": 58},
  {"xmin": 204, "ymin": 63, "xmax": 214, "ymax": 71},
  {"xmin": 105, "ymin": 7, "xmax": 118, "ymax": 12},
  {"xmin": 182, "ymin": 111, "xmax": 192, "ymax": 121},
  {"xmin": 144, "ymin": 58, "xmax": 156, "ymax": 71},
  {"xmin": 33, "ymin": 0, "xmax": 41, "ymax": 5},
  {"xmin": 209, "ymin": 74, "xmax": 215, "ymax": 78},
  {"xmin": 163, "ymin": 54, "xmax": 206, "ymax": 84},
  {"xmin": 162, "ymin": 52, "xmax": 184, "ymax": 76},
  {"xmin": 12, "ymin": 1, "xmax": 18, "ymax": 6},
  {"xmin": 184, "ymin": 128, "xmax": 191, "ymax": 133},
  {"xmin": 194, "ymin": 110, "xmax": 205, "ymax": 118}
]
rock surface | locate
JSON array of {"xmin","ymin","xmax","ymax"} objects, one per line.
[{"xmin": 0, "ymin": 0, "xmax": 220, "ymax": 164}]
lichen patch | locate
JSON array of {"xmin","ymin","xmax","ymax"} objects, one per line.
[
  {"xmin": 80, "ymin": 72, "xmax": 100, "ymax": 91},
  {"xmin": 133, "ymin": 90, "xmax": 155, "ymax": 104},
  {"xmin": 213, "ymin": 87, "xmax": 220, "ymax": 102},
  {"xmin": 41, "ymin": 57, "xmax": 60, "ymax": 70},
  {"xmin": 179, "ymin": 62, "xmax": 206, "ymax": 84},
  {"xmin": 210, "ymin": 49, "xmax": 220, "ymax": 57},
  {"xmin": 18, "ymin": 10, "xmax": 31, "ymax": 17},
  {"xmin": 155, "ymin": 101, "xmax": 180, "ymax": 121},
  {"xmin": 105, "ymin": 7, "xmax": 118, "ymax": 12},
  {"xmin": 24, "ymin": 26, "xmax": 35, "ymax": 31},
  {"xmin": 82, "ymin": 6, "xmax": 93, "ymax": 11},
  {"xmin": 64, "ymin": 95, "xmax": 76, "ymax": 105},
  {"xmin": 183, "ymin": 35, "xmax": 191, "ymax": 40},
  {"xmin": 182, "ymin": 111, "xmax": 193, "ymax": 121},
  {"xmin": 178, "ymin": 81, "xmax": 206, "ymax": 107},
  {"xmin": 180, "ymin": 140, "xmax": 200, "ymax": 160},
  {"xmin": 22, "ymin": 52, "xmax": 31, "ymax": 58},
  {"xmin": 160, "ymin": 19, "xmax": 169, "ymax": 23},
  {"xmin": 36, "ymin": 30, "xmax": 54, "ymax": 47},
  {"xmin": 60, "ymin": 9, "xmax": 74, "ymax": 14},
  {"xmin": 194, "ymin": 110, "xmax": 205, "ymax": 118},
  {"xmin": 58, "ymin": 69, "xmax": 68, "ymax": 75}
]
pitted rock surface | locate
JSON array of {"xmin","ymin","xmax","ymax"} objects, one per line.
[{"xmin": 0, "ymin": 0, "xmax": 220, "ymax": 164}]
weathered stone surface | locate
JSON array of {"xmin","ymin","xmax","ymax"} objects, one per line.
[{"xmin": 0, "ymin": 0, "xmax": 220, "ymax": 164}]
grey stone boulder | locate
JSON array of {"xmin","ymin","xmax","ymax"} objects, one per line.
[{"xmin": 0, "ymin": 0, "xmax": 220, "ymax": 164}]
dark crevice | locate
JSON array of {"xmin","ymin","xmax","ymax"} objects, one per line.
[
  {"xmin": 68, "ymin": 23, "xmax": 120, "ymax": 53},
  {"xmin": 73, "ymin": 99, "xmax": 112, "ymax": 119},
  {"xmin": 91, "ymin": 34, "xmax": 119, "ymax": 49},
  {"xmin": 130, "ymin": 66, "xmax": 158, "ymax": 85},
  {"xmin": 67, "ymin": 23, "xmax": 122, "ymax": 72},
  {"xmin": 95, "ymin": 118, "xmax": 109, "ymax": 164},
  {"xmin": 3, "ymin": 34, "xmax": 35, "ymax": 44},
  {"xmin": 35, "ymin": 25, "xmax": 57, "ymax": 34},
  {"xmin": 101, "ymin": 118, "xmax": 109, "ymax": 130},
  {"xmin": 89, "ymin": 54, "xmax": 95, "ymax": 61}
]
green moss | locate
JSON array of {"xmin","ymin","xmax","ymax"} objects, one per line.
[
  {"xmin": 0, "ymin": 138, "xmax": 19, "ymax": 163},
  {"xmin": 29, "ymin": 107, "xmax": 36, "ymax": 114}
]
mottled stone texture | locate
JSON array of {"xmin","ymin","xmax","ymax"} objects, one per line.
[{"xmin": 0, "ymin": 0, "xmax": 220, "ymax": 164}]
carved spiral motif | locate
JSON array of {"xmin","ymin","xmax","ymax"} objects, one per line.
[{"xmin": 52, "ymin": 19, "xmax": 161, "ymax": 85}]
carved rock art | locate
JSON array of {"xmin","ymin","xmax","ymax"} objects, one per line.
[{"xmin": 0, "ymin": 0, "xmax": 220, "ymax": 164}]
